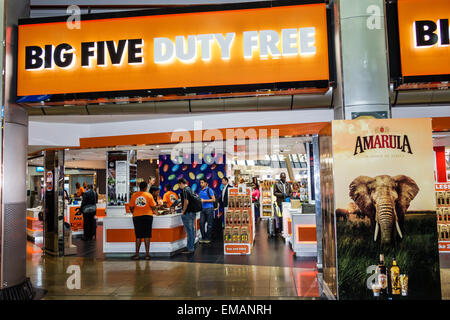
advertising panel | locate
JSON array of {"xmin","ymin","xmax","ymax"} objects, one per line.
[
  {"xmin": 18, "ymin": 2, "xmax": 330, "ymax": 96},
  {"xmin": 158, "ymin": 154, "xmax": 226, "ymax": 199},
  {"xmin": 332, "ymin": 118, "xmax": 441, "ymax": 300}
]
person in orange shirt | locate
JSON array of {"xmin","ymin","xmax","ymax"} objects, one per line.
[
  {"xmin": 162, "ymin": 184, "xmax": 178, "ymax": 208},
  {"xmin": 75, "ymin": 182, "xmax": 85, "ymax": 197},
  {"xmin": 129, "ymin": 181, "xmax": 157, "ymax": 260}
]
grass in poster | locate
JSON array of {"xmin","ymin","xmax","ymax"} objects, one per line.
[{"xmin": 336, "ymin": 213, "xmax": 441, "ymax": 300}]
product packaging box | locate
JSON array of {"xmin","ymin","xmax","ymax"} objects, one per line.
[
  {"xmin": 225, "ymin": 210, "xmax": 233, "ymax": 225},
  {"xmin": 232, "ymin": 226, "xmax": 241, "ymax": 243},
  {"xmin": 224, "ymin": 227, "xmax": 232, "ymax": 243},
  {"xmin": 241, "ymin": 210, "xmax": 250, "ymax": 225},
  {"xmin": 233, "ymin": 210, "xmax": 241, "ymax": 225},
  {"xmin": 240, "ymin": 226, "xmax": 249, "ymax": 243}
]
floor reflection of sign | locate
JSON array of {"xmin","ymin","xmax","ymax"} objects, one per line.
[
  {"xmin": 116, "ymin": 161, "xmax": 127, "ymax": 197},
  {"xmin": 46, "ymin": 171, "xmax": 53, "ymax": 192}
]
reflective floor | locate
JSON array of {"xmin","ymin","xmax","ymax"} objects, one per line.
[
  {"xmin": 27, "ymin": 220, "xmax": 321, "ymax": 300},
  {"xmin": 26, "ymin": 220, "xmax": 450, "ymax": 300}
]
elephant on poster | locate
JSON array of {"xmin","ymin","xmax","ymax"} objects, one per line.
[{"xmin": 349, "ymin": 175, "xmax": 419, "ymax": 245}]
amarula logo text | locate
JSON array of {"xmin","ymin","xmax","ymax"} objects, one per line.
[{"xmin": 354, "ymin": 135, "xmax": 413, "ymax": 156}]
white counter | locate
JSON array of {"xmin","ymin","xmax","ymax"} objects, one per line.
[
  {"xmin": 291, "ymin": 212, "xmax": 317, "ymax": 257},
  {"xmin": 103, "ymin": 212, "xmax": 200, "ymax": 255}
]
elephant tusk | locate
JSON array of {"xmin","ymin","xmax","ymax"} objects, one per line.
[
  {"xmin": 374, "ymin": 222, "xmax": 379, "ymax": 242},
  {"xmin": 396, "ymin": 220, "xmax": 403, "ymax": 239},
  {"xmin": 393, "ymin": 206, "xmax": 403, "ymax": 239}
]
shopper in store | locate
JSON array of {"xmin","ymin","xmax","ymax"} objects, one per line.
[
  {"xmin": 198, "ymin": 178, "xmax": 216, "ymax": 244},
  {"xmin": 273, "ymin": 172, "xmax": 292, "ymax": 234},
  {"xmin": 80, "ymin": 184, "xmax": 98, "ymax": 241},
  {"xmin": 291, "ymin": 182, "xmax": 301, "ymax": 200},
  {"xmin": 148, "ymin": 176, "xmax": 156, "ymax": 189},
  {"xmin": 149, "ymin": 186, "xmax": 163, "ymax": 206},
  {"xmin": 252, "ymin": 182, "xmax": 261, "ymax": 222},
  {"xmin": 129, "ymin": 181, "xmax": 157, "ymax": 260},
  {"xmin": 162, "ymin": 184, "xmax": 178, "ymax": 208},
  {"xmin": 219, "ymin": 177, "xmax": 230, "ymax": 216},
  {"xmin": 177, "ymin": 178, "xmax": 202, "ymax": 254},
  {"xmin": 75, "ymin": 182, "xmax": 85, "ymax": 198}
]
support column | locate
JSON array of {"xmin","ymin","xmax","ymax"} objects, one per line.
[
  {"xmin": 312, "ymin": 136, "xmax": 323, "ymax": 271},
  {"xmin": 0, "ymin": 0, "xmax": 32, "ymax": 300},
  {"xmin": 43, "ymin": 150, "xmax": 65, "ymax": 256},
  {"xmin": 333, "ymin": 0, "xmax": 391, "ymax": 120}
]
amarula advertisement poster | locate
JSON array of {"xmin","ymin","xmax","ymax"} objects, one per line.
[{"xmin": 332, "ymin": 118, "xmax": 441, "ymax": 300}]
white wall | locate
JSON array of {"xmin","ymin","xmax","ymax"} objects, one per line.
[
  {"xmin": 28, "ymin": 106, "xmax": 450, "ymax": 149},
  {"xmin": 29, "ymin": 109, "xmax": 334, "ymax": 147}
]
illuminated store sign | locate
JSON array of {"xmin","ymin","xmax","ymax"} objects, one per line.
[
  {"xmin": 397, "ymin": 0, "xmax": 450, "ymax": 79},
  {"xmin": 414, "ymin": 19, "xmax": 449, "ymax": 47},
  {"xmin": 24, "ymin": 28, "xmax": 317, "ymax": 70},
  {"xmin": 18, "ymin": 3, "xmax": 330, "ymax": 96}
]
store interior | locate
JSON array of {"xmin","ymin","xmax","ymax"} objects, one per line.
[
  {"xmin": 26, "ymin": 135, "xmax": 321, "ymax": 269},
  {"xmin": 26, "ymin": 132, "xmax": 450, "ymax": 271}
]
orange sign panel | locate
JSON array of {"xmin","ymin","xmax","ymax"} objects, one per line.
[
  {"xmin": 18, "ymin": 4, "xmax": 329, "ymax": 96},
  {"xmin": 69, "ymin": 206, "xmax": 84, "ymax": 232},
  {"xmin": 397, "ymin": 0, "xmax": 450, "ymax": 77},
  {"xmin": 224, "ymin": 244, "xmax": 250, "ymax": 254},
  {"xmin": 297, "ymin": 225, "xmax": 317, "ymax": 243}
]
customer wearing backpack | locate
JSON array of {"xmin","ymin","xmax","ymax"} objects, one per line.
[
  {"xmin": 198, "ymin": 178, "xmax": 216, "ymax": 244},
  {"xmin": 177, "ymin": 178, "xmax": 202, "ymax": 254}
]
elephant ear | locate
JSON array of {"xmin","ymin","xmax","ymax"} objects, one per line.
[
  {"xmin": 349, "ymin": 176, "xmax": 375, "ymax": 215},
  {"xmin": 393, "ymin": 175, "xmax": 419, "ymax": 214}
]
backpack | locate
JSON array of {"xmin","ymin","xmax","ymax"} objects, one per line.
[
  {"xmin": 184, "ymin": 187, "xmax": 203, "ymax": 213},
  {"xmin": 207, "ymin": 187, "xmax": 219, "ymax": 210}
]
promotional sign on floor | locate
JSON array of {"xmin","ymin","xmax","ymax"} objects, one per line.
[{"xmin": 331, "ymin": 118, "xmax": 441, "ymax": 300}]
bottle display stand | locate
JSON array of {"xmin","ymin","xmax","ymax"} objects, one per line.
[
  {"xmin": 260, "ymin": 181, "xmax": 274, "ymax": 219},
  {"xmin": 224, "ymin": 187, "xmax": 254, "ymax": 255},
  {"xmin": 436, "ymin": 183, "xmax": 450, "ymax": 253}
]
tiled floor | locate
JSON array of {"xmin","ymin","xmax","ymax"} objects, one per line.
[
  {"xmin": 26, "ymin": 220, "xmax": 450, "ymax": 300},
  {"xmin": 27, "ymin": 252, "xmax": 320, "ymax": 299},
  {"xmin": 27, "ymin": 220, "xmax": 321, "ymax": 300}
]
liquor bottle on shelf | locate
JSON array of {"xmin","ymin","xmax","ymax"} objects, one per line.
[
  {"xmin": 377, "ymin": 254, "xmax": 388, "ymax": 298},
  {"xmin": 390, "ymin": 257, "xmax": 401, "ymax": 295}
]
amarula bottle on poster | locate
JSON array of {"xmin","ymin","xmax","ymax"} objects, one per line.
[
  {"xmin": 390, "ymin": 257, "xmax": 401, "ymax": 295},
  {"xmin": 377, "ymin": 254, "xmax": 388, "ymax": 297}
]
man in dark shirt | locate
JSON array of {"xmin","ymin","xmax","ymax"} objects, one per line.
[
  {"xmin": 273, "ymin": 173, "xmax": 292, "ymax": 234},
  {"xmin": 178, "ymin": 178, "xmax": 197, "ymax": 254},
  {"xmin": 81, "ymin": 184, "xmax": 98, "ymax": 241}
]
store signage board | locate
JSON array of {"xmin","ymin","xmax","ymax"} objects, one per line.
[
  {"xmin": 115, "ymin": 161, "xmax": 128, "ymax": 199},
  {"xmin": 17, "ymin": 2, "xmax": 330, "ymax": 96},
  {"xmin": 436, "ymin": 183, "xmax": 450, "ymax": 191},
  {"xmin": 397, "ymin": 0, "xmax": 450, "ymax": 81}
]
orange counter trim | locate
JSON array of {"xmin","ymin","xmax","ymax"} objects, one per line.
[
  {"xmin": 297, "ymin": 225, "xmax": 317, "ymax": 243},
  {"xmin": 107, "ymin": 226, "xmax": 187, "ymax": 243}
]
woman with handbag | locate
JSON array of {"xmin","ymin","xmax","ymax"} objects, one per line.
[{"xmin": 80, "ymin": 184, "xmax": 98, "ymax": 241}]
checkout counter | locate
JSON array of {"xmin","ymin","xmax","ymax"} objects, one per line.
[
  {"xmin": 283, "ymin": 201, "xmax": 317, "ymax": 257},
  {"xmin": 103, "ymin": 206, "xmax": 200, "ymax": 256}
]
